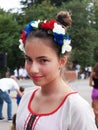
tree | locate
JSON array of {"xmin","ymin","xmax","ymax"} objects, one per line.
[
  {"xmin": 19, "ymin": 0, "xmax": 58, "ymax": 24},
  {"xmin": 20, "ymin": 0, "xmax": 69, "ymax": 8},
  {"xmin": 0, "ymin": 10, "xmax": 24, "ymax": 72},
  {"xmin": 93, "ymin": 0, "xmax": 98, "ymax": 62},
  {"xmin": 59, "ymin": 0, "xmax": 97, "ymax": 68}
]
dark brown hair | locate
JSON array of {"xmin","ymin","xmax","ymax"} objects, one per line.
[
  {"xmin": 19, "ymin": 86, "xmax": 25, "ymax": 92},
  {"xmin": 56, "ymin": 11, "xmax": 72, "ymax": 28}
]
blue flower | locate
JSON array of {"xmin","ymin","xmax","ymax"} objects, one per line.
[
  {"xmin": 24, "ymin": 23, "xmax": 33, "ymax": 37},
  {"xmin": 53, "ymin": 33, "xmax": 64, "ymax": 45}
]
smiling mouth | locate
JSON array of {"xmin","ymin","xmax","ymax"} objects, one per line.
[{"xmin": 32, "ymin": 76, "xmax": 43, "ymax": 80}]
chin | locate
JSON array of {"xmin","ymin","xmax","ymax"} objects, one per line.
[{"xmin": 33, "ymin": 80, "xmax": 45, "ymax": 87}]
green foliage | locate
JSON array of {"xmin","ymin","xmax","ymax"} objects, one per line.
[
  {"xmin": 58, "ymin": 0, "xmax": 97, "ymax": 68},
  {"xmin": 94, "ymin": 45, "xmax": 98, "ymax": 62},
  {"xmin": 20, "ymin": 0, "xmax": 70, "ymax": 7},
  {"xmin": 0, "ymin": 11, "xmax": 24, "ymax": 71},
  {"xmin": 20, "ymin": 0, "xmax": 58, "ymax": 24}
]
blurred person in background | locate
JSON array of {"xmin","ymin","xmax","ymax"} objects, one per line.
[
  {"xmin": 89, "ymin": 62, "xmax": 98, "ymax": 128},
  {"xmin": 0, "ymin": 76, "xmax": 22, "ymax": 121}
]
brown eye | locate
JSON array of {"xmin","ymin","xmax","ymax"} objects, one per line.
[
  {"xmin": 39, "ymin": 59, "xmax": 49, "ymax": 64},
  {"xmin": 25, "ymin": 57, "xmax": 32, "ymax": 64}
]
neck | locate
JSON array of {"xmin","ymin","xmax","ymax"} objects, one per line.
[{"xmin": 40, "ymin": 77, "xmax": 69, "ymax": 96}]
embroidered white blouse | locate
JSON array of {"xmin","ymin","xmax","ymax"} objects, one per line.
[{"xmin": 16, "ymin": 89, "xmax": 97, "ymax": 130}]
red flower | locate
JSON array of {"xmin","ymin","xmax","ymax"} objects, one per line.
[
  {"xmin": 40, "ymin": 19, "xmax": 57, "ymax": 30},
  {"xmin": 20, "ymin": 30, "xmax": 26, "ymax": 44}
]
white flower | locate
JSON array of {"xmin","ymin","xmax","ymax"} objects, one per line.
[
  {"xmin": 43, "ymin": 20, "xmax": 47, "ymax": 23},
  {"xmin": 31, "ymin": 20, "xmax": 40, "ymax": 28},
  {"xmin": 19, "ymin": 39, "xmax": 25, "ymax": 53},
  {"xmin": 53, "ymin": 23, "xmax": 65, "ymax": 35},
  {"xmin": 61, "ymin": 39, "xmax": 72, "ymax": 54}
]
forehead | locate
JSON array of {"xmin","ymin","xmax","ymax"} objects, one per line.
[
  {"xmin": 25, "ymin": 37, "xmax": 53, "ymax": 49},
  {"xmin": 25, "ymin": 38, "xmax": 58, "ymax": 58},
  {"xmin": 26, "ymin": 37, "xmax": 53, "ymax": 47}
]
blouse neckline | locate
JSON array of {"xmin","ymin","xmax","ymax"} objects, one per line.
[{"xmin": 28, "ymin": 89, "xmax": 77, "ymax": 116}]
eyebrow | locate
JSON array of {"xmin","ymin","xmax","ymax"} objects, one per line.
[
  {"xmin": 25, "ymin": 55, "xmax": 48, "ymax": 59},
  {"xmin": 25, "ymin": 55, "xmax": 29, "ymax": 57}
]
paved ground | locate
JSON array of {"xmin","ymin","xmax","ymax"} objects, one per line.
[{"xmin": 0, "ymin": 78, "xmax": 93, "ymax": 130}]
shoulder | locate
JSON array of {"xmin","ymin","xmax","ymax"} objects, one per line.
[
  {"xmin": 19, "ymin": 87, "xmax": 39, "ymax": 105},
  {"xmin": 21, "ymin": 90, "xmax": 33, "ymax": 101},
  {"xmin": 0, "ymin": 78, "xmax": 9, "ymax": 81},
  {"xmin": 66, "ymin": 93, "xmax": 89, "ymax": 107},
  {"xmin": 70, "ymin": 94, "xmax": 95, "ymax": 117},
  {"xmin": 16, "ymin": 87, "xmax": 38, "ymax": 115},
  {"xmin": 0, "ymin": 78, "xmax": 13, "ymax": 83},
  {"xmin": 64, "ymin": 93, "xmax": 96, "ymax": 129},
  {"xmin": 65, "ymin": 93, "xmax": 93, "ymax": 117},
  {"xmin": 90, "ymin": 72, "xmax": 95, "ymax": 78}
]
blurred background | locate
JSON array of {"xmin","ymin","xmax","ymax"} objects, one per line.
[{"xmin": 0, "ymin": 0, "xmax": 98, "ymax": 78}]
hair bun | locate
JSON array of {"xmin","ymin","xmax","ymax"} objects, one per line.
[{"xmin": 56, "ymin": 11, "xmax": 72, "ymax": 28}]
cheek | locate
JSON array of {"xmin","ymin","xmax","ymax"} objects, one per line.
[
  {"xmin": 41, "ymin": 67, "xmax": 50, "ymax": 74},
  {"xmin": 42, "ymin": 64, "xmax": 60, "ymax": 75}
]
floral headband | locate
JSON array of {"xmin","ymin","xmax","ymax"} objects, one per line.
[{"xmin": 19, "ymin": 19, "xmax": 72, "ymax": 54}]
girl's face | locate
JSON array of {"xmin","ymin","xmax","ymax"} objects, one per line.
[{"xmin": 25, "ymin": 38, "xmax": 66, "ymax": 87}]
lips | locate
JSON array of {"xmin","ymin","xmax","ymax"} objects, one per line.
[{"xmin": 31, "ymin": 76, "xmax": 43, "ymax": 80}]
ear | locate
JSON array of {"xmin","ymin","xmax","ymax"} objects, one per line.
[{"xmin": 59, "ymin": 55, "xmax": 67, "ymax": 68}]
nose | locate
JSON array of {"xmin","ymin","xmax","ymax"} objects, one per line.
[{"xmin": 29, "ymin": 62, "xmax": 39, "ymax": 74}]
